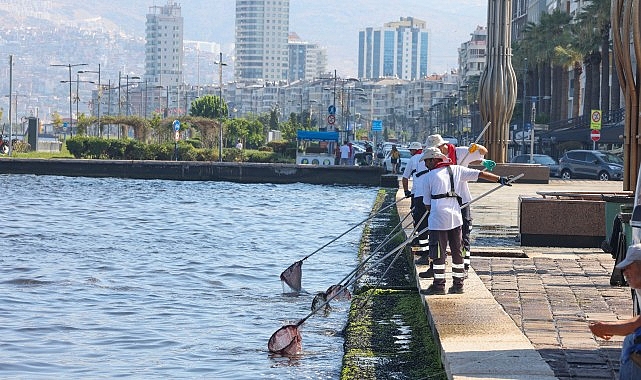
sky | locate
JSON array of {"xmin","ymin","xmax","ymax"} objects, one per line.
[{"xmin": 174, "ymin": 0, "xmax": 489, "ymax": 78}]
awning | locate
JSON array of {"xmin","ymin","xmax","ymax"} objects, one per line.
[{"xmin": 296, "ymin": 130, "xmax": 339, "ymax": 141}]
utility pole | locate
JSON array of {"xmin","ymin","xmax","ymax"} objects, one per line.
[
  {"xmin": 530, "ymin": 97, "xmax": 536, "ymax": 164},
  {"xmin": 215, "ymin": 52, "xmax": 227, "ymax": 162}
]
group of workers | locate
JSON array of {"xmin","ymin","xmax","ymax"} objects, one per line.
[{"xmin": 401, "ymin": 134, "xmax": 507, "ymax": 295}]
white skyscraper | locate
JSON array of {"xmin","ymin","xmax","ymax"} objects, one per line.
[
  {"xmin": 145, "ymin": 2, "xmax": 184, "ymax": 87},
  {"xmin": 235, "ymin": 0, "xmax": 290, "ymax": 82}
]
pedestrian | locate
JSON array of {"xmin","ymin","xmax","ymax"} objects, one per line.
[
  {"xmin": 348, "ymin": 142, "xmax": 355, "ymax": 165},
  {"xmin": 418, "ymin": 146, "xmax": 511, "ymax": 295},
  {"xmin": 236, "ymin": 139, "xmax": 243, "ymax": 150},
  {"xmin": 402, "ymin": 141, "xmax": 429, "ymax": 257},
  {"xmin": 590, "ymin": 243, "xmax": 641, "ymax": 380},
  {"xmin": 425, "ymin": 134, "xmax": 495, "ymax": 275},
  {"xmin": 390, "ymin": 145, "xmax": 400, "ymax": 174},
  {"xmin": 339, "ymin": 141, "xmax": 350, "ymax": 165},
  {"xmin": 365, "ymin": 143, "xmax": 373, "ymax": 165}
]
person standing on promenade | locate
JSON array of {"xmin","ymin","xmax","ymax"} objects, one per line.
[
  {"xmin": 390, "ymin": 145, "xmax": 400, "ymax": 174},
  {"xmin": 402, "ymin": 142, "xmax": 429, "ymax": 256},
  {"xmin": 425, "ymin": 134, "xmax": 495, "ymax": 275},
  {"xmin": 339, "ymin": 141, "xmax": 350, "ymax": 165},
  {"xmin": 418, "ymin": 147, "xmax": 510, "ymax": 295},
  {"xmin": 590, "ymin": 243, "xmax": 641, "ymax": 380}
]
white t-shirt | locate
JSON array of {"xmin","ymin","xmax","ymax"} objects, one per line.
[
  {"xmin": 402, "ymin": 152, "xmax": 423, "ymax": 193},
  {"xmin": 454, "ymin": 146, "xmax": 484, "ymax": 203},
  {"xmin": 340, "ymin": 144, "xmax": 350, "ymax": 159},
  {"xmin": 422, "ymin": 165, "xmax": 480, "ymax": 230},
  {"xmin": 412, "ymin": 160, "xmax": 429, "ymax": 198}
]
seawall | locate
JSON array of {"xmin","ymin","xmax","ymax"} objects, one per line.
[{"xmin": 0, "ymin": 158, "xmax": 387, "ymax": 186}]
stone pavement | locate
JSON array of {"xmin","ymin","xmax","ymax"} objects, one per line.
[{"xmin": 397, "ymin": 178, "xmax": 634, "ymax": 380}]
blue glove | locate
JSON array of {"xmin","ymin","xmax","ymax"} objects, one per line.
[
  {"xmin": 482, "ymin": 159, "xmax": 496, "ymax": 171},
  {"xmin": 498, "ymin": 175, "xmax": 514, "ymax": 186}
]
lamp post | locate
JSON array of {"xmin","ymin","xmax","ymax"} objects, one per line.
[
  {"xmin": 522, "ymin": 58, "xmax": 528, "ymax": 155},
  {"xmin": 530, "ymin": 96, "xmax": 536, "ymax": 164},
  {"xmin": 78, "ymin": 64, "xmax": 101, "ymax": 136},
  {"xmin": 60, "ymin": 75, "xmax": 94, "ymax": 136},
  {"xmin": 51, "ymin": 63, "xmax": 88, "ymax": 138},
  {"xmin": 214, "ymin": 52, "xmax": 227, "ymax": 162},
  {"xmin": 458, "ymin": 85, "xmax": 469, "ymax": 144}
]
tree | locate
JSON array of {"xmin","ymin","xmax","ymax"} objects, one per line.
[{"xmin": 190, "ymin": 95, "xmax": 228, "ymax": 119}]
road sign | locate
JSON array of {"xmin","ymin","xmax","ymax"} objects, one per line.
[
  {"xmin": 173, "ymin": 120, "xmax": 181, "ymax": 131},
  {"xmin": 371, "ymin": 120, "xmax": 383, "ymax": 132},
  {"xmin": 590, "ymin": 110, "xmax": 602, "ymax": 130},
  {"xmin": 328, "ymin": 105, "xmax": 336, "ymax": 115},
  {"xmin": 590, "ymin": 129, "xmax": 600, "ymax": 142},
  {"xmin": 327, "ymin": 114, "xmax": 335, "ymax": 124}
]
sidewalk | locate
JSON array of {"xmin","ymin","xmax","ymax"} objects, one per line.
[{"xmin": 397, "ymin": 179, "xmax": 632, "ymax": 380}]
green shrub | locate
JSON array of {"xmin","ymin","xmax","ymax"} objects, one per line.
[{"xmin": 106, "ymin": 139, "xmax": 128, "ymax": 159}]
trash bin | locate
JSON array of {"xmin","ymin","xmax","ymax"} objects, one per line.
[{"xmin": 603, "ymin": 195, "xmax": 635, "ymax": 240}]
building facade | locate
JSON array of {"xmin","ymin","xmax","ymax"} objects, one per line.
[
  {"xmin": 358, "ymin": 17, "xmax": 429, "ymax": 81},
  {"xmin": 458, "ymin": 25, "xmax": 487, "ymax": 85},
  {"xmin": 235, "ymin": 0, "xmax": 290, "ymax": 82},
  {"xmin": 288, "ymin": 33, "xmax": 327, "ymax": 81},
  {"xmin": 144, "ymin": 2, "xmax": 184, "ymax": 87}
]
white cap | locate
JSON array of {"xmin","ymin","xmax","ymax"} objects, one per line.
[
  {"xmin": 408, "ymin": 141, "xmax": 422, "ymax": 150},
  {"xmin": 421, "ymin": 147, "xmax": 447, "ymax": 161},
  {"xmin": 615, "ymin": 243, "xmax": 641, "ymax": 270},
  {"xmin": 425, "ymin": 134, "xmax": 447, "ymax": 148}
]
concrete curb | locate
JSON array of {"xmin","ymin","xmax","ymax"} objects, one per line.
[{"xmin": 397, "ymin": 192, "xmax": 557, "ymax": 380}]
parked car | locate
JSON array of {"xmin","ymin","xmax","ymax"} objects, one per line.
[
  {"xmin": 382, "ymin": 148, "xmax": 412, "ymax": 173},
  {"xmin": 558, "ymin": 150, "xmax": 623, "ymax": 181},
  {"xmin": 510, "ymin": 154, "xmax": 559, "ymax": 177}
]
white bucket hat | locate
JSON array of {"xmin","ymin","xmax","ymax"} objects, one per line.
[
  {"xmin": 616, "ymin": 243, "xmax": 641, "ymax": 270},
  {"xmin": 408, "ymin": 141, "xmax": 422, "ymax": 150},
  {"xmin": 421, "ymin": 147, "xmax": 447, "ymax": 161},
  {"xmin": 425, "ymin": 134, "xmax": 447, "ymax": 148}
]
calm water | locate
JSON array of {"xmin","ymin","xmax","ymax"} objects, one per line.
[{"xmin": 0, "ymin": 174, "xmax": 376, "ymax": 379}]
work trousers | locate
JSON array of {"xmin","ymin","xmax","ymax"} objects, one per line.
[
  {"xmin": 411, "ymin": 196, "xmax": 429, "ymax": 254},
  {"xmin": 429, "ymin": 227, "xmax": 464, "ymax": 288},
  {"xmin": 461, "ymin": 206, "xmax": 472, "ymax": 270}
]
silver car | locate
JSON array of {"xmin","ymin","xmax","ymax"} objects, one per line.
[{"xmin": 558, "ymin": 150, "xmax": 623, "ymax": 181}]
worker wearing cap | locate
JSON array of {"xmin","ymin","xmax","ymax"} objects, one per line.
[
  {"xmin": 402, "ymin": 141, "xmax": 429, "ymax": 256},
  {"xmin": 425, "ymin": 134, "xmax": 495, "ymax": 275},
  {"xmin": 590, "ymin": 243, "xmax": 641, "ymax": 379},
  {"xmin": 418, "ymin": 146, "xmax": 510, "ymax": 295}
]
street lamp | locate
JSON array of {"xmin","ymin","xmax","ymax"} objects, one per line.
[
  {"xmin": 60, "ymin": 75, "xmax": 95, "ymax": 136},
  {"xmin": 78, "ymin": 64, "xmax": 101, "ymax": 136},
  {"xmin": 119, "ymin": 73, "xmax": 141, "ymax": 116},
  {"xmin": 51, "ymin": 62, "xmax": 88, "ymax": 137},
  {"xmin": 214, "ymin": 52, "xmax": 227, "ymax": 162}
]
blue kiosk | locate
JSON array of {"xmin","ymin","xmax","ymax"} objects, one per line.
[{"xmin": 296, "ymin": 130, "xmax": 339, "ymax": 166}]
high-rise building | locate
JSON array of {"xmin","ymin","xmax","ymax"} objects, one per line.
[
  {"xmin": 235, "ymin": 0, "xmax": 290, "ymax": 82},
  {"xmin": 288, "ymin": 33, "xmax": 327, "ymax": 81},
  {"xmin": 358, "ymin": 17, "xmax": 429, "ymax": 81},
  {"xmin": 458, "ymin": 25, "xmax": 487, "ymax": 84},
  {"xmin": 144, "ymin": 2, "xmax": 184, "ymax": 87}
]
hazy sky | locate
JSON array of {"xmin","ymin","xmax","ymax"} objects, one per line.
[{"xmin": 174, "ymin": 0, "xmax": 489, "ymax": 77}]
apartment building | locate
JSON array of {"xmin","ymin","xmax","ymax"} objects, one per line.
[
  {"xmin": 458, "ymin": 25, "xmax": 487, "ymax": 85},
  {"xmin": 235, "ymin": 0, "xmax": 290, "ymax": 82},
  {"xmin": 144, "ymin": 1, "xmax": 183, "ymax": 87},
  {"xmin": 358, "ymin": 17, "xmax": 429, "ymax": 81}
]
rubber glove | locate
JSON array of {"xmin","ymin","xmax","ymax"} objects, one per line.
[
  {"xmin": 481, "ymin": 159, "xmax": 496, "ymax": 171},
  {"xmin": 404, "ymin": 190, "xmax": 412, "ymax": 198},
  {"xmin": 468, "ymin": 143, "xmax": 478, "ymax": 153},
  {"xmin": 498, "ymin": 175, "xmax": 514, "ymax": 186}
]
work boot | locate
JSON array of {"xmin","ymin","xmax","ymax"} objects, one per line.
[
  {"xmin": 418, "ymin": 266, "xmax": 434, "ymax": 278},
  {"xmin": 448, "ymin": 284, "xmax": 464, "ymax": 294},
  {"xmin": 420, "ymin": 284, "xmax": 445, "ymax": 295}
]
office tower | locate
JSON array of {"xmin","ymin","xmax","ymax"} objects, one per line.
[
  {"xmin": 358, "ymin": 17, "xmax": 429, "ymax": 81},
  {"xmin": 235, "ymin": 0, "xmax": 290, "ymax": 82},
  {"xmin": 145, "ymin": 1, "xmax": 184, "ymax": 87},
  {"xmin": 288, "ymin": 33, "xmax": 327, "ymax": 81}
]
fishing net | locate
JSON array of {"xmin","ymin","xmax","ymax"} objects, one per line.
[
  {"xmin": 280, "ymin": 260, "xmax": 303, "ymax": 293},
  {"xmin": 267, "ymin": 324, "xmax": 302, "ymax": 355},
  {"xmin": 325, "ymin": 284, "xmax": 351, "ymax": 300},
  {"xmin": 311, "ymin": 292, "xmax": 330, "ymax": 313}
]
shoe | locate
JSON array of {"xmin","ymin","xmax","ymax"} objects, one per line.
[
  {"xmin": 420, "ymin": 284, "xmax": 445, "ymax": 295},
  {"xmin": 418, "ymin": 268, "xmax": 434, "ymax": 278},
  {"xmin": 415, "ymin": 255, "xmax": 430, "ymax": 265},
  {"xmin": 448, "ymin": 284, "xmax": 464, "ymax": 294}
]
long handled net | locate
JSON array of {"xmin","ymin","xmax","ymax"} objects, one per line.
[{"xmin": 279, "ymin": 196, "xmax": 409, "ymax": 293}]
